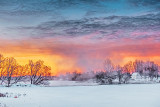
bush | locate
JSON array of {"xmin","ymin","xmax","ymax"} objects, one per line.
[{"xmin": 0, "ymin": 93, "xmax": 6, "ymax": 97}]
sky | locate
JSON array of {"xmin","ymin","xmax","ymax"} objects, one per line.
[{"xmin": 0, "ymin": 0, "xmax": 160, "ymax": 75}]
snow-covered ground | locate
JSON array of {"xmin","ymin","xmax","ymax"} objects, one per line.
[
  {"xmin": 0, "ymin": 83, "xmax": 160, "ymax": 107},
  {"xmin": 49, "ymin": 80, "xmax": 98, "ymax": 86}
]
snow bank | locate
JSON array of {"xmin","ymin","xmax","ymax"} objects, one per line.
[
  {"xmin": 48, "ymin": 80, "xmax": 98, "ymax": 87},
  {"xmin": 0, "ymin": 84, "xmax": 160, "ymax": 107}
]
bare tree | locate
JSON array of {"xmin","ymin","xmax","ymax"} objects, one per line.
[
  {"xmin": 115, "ymin": 65, "xmax": 123, "ymax": 84},
  {"xmin": 123, "ymin": 61, "xmax": 134, "ymax": 74},
  {"xmin": 27, "ymin": 60, "xmax": 51, "ymax": 85},
  {"xmin": 95, "ymin": 59, "xmax": 116, "ymax": 84},
  {"xmin": 104, "ymin": 58, "xmax": 114, "ymax": 73},
  {"xmin": 0, "ymin": 54, "xmax": 5, "ymax": 84},
  {"xmin": 133, "ymin": 60, "xmax": 144, "ymax": 75},
  {"xmin": 4, "ymin": 57, "xmax": 17, "ymax": 87},
  {"xmin": 122, "ymin": 73, "xmax": 131, "ymax": 84},
  {"xmin": 12, "ymin": 65, "xmax": 26, "ymax": 84},
  {"xmin": 144, "ymin": 61, "xmax": 158, "ymax": 80}
]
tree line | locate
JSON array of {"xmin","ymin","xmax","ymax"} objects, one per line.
[
  {"xmin": 0, "ymin": 54, "xmax": 51, "ymax": 87},
  {"xmin": 0, "ymin": 53, "xmax": 159, "ymax": 86},
  {"xmin": 57, "ymin": 59, "xmax": 160, "ymax": 84},
  {"xmin": 96, "ymin": 59, "xmax": 159, "ymax": 84}
]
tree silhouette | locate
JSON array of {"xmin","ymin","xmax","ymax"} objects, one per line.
[
  {"xmin": 27, "ymin": 60, "xmax": 51, "ymax": 85},
  {"xmin": 4, "ymin": 57, "xmax": 17, "ymax": 87}
]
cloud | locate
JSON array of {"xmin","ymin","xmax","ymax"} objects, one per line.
[
  {"xmin": 0, "ymin": 0, "xmax": 160, "ymax": 74},
  {"xmin": 129, "ymin": 0, "xmax": 160, "ymax": 7},
  {"xmin": 8, "ymin": 12, "xmax": 159, "ymax": 41},
  {"xmin": 1, "ymin": 36, "xmax": 160, "ymax": 74},
  {"xmin": 0, "ymin": 0, "xmax": 159, "ymax": 39},
  {"xmin": 0, "ymin": 0, "xmax": 159, "ymax": 18}
]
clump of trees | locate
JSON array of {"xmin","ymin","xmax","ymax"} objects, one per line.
[
  {"xmin": 58, "ymin": 58, "xmax": 160, "ymax": 85},
  {"xmin": 95, "ymin": 59, "xmax": 132, "ymax": 84},
  {"xmin": 95, "ymin": 59, "xmax": 159, "ymax": 84},
  {"xmin": 57, "ymin": 71, "xmax": 95, "ymax": 81},
  {"xmin": 27, "ymin": 60, "xmax": 51, "ymax": 85},
  {"xmin": 0, "ymin": 54, "xmax": 51, "ymax": 87}
]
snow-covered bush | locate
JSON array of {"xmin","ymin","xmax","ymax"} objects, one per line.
[{"xmin": 95, "ymin": 72, "xmax": 116, "ymax": 84}]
